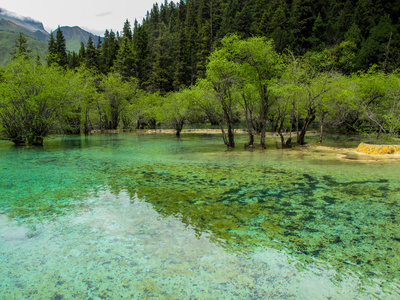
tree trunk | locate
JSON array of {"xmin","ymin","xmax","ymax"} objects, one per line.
[
  {"xmin": 221, "ymin": 98, "xmax": 235, "ymax": 148},
  {"xmin": 259, "ymin": 88, "xmax": 268, "ymax": 149},
  {"xmin": 245, "ymin": 131, "xmax": 254, "ymax": 148},
  {"xmin": 242, "ymin": 93, "xmax": 254, "ymax": 148},
  {"xmin": 319, "ymin": 112, "xmax": 326, "ymax": 143},
  {"xmin": 277, "ymin": 117, "xmax": 292, "ymax": 148},
  {"xmin": 226, "ymin": 122, "xmax": 235, "ymax": 148},
  {"xmin": 175, "ymin": 119, "xmax": 184, "ymax": 137},
  {"xmin": 297, "ymin": 107, "xmax": 316, "ymax": 145}
]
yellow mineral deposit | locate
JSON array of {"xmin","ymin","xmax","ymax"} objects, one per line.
[{"xmin": 356, "ymin": 143, "xmax": 400, "ymax": 155}]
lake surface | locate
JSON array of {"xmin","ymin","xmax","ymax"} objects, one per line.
[{"xmin": 0, "ymin": 133, "xmax": 399, "ymax": 299}]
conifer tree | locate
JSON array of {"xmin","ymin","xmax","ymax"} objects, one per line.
[
  {"xmin": 68, "ymin": 52, "xmax": 79, "ymax": 69},
  {"xmin": 122, "ymin": 19, "xmax": 133, "ymax": 42},
  {"xmin": 133, "ymin": 21, "xmax": 150, "ymax": 87},
  {"xmin": 47, "ymin": 32, "xmax": 57, "ymax": 66},
  {"xmin": 47, "ymin": 27, "xmax": 68, "ymax": 67},
  {"xmin": 78, "ymin": 42, "xmax": 86, "ymax": 66},
  {"xmin": 55, "ymin": 26, "xmax": 68, "ymax": 67},
  {"xmin": 85, "ymin": 36, "xmax": 99, "ymax": 71},
  {"xmin": 114, "ymin": 20, "xmax": 135, "ymax": 79},
  {"xmin": 10, "ymin": 33, "xmax": 32, "ymax": 60}
]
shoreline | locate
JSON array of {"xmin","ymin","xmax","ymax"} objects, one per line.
[{"xmin": 89, "ymin": 128, "xmax": 319, "ymax": 136}]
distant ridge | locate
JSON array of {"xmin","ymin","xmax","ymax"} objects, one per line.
[
  {"xmin": 0, "ymin": 8, "xmax": 48, "ymax": 41},
  {"xmin": 51, "ymin": 26, "xmax": 103, "ymax": 52},
  {"xmin": 0, "ymin": 8, "xmax": 105, "ymax": 65}
]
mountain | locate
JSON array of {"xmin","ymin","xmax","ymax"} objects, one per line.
[
  {"xmin": 0, "ymin": 8, "xmax": 48, "ymax": 41},
  {"xmin": 0, "ymin": 8, "xmax": 104, "ymax": 65},
  {"xmin": 51, "ymin": 26, "xmax": 103, "ymax": 53}
]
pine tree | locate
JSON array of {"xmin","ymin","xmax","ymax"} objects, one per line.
[
  {"xmin": 149, "ymin": 22, "xmax": 174, "ymax": 93},
  {"xmin": 133, "ymin": 21, "xmax": 150, "ymax": 87},
  {"xmin": 47, "ymin": 32, "xmax": 57, "ymax": 66},
  {"xmin": 114, "ymin": 22, "xmax": 135, "ymax": 79},
  {"xmin": 68, "ymin": 51, "xmax": 79, "ymax": 69},
  {"xmin": 122, "ymin": 19, "xmax": 133, "ymax": 41},
  {"xmin": 309, "ymin": 13, "xmax": 327, "ymax": 50},
  {"xmin": 85, "ymin": 36, "xmax": 99, "ymax": 70},
  {"xmin": 78, "ymin": 42, "xmax": 86, "ymax": 66},
  {"xmin": 55, "ymin": 26, "xmax": 68, "ymax": 67},
  {"xmin": 184, "ymin": 0, "xmax": 198, "ymax": 85},
  {"xmin": 47, "ymin": 27, "xmax": 68, "ymax": 67},
  {"xmin": 10, "ymin": 33, "xmax": 32, "ymax": 60}
]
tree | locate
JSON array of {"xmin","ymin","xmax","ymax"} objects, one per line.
[
  {"xmin": 85, "ymin": 36, "xmax": 99, "ymax": 71},
  {"xmin": 205, "ymin": 44, "xmax": 238, "ymax": 148},
  {"xmin": 47, "ymin": 27, "xmax": 68, "ymax": 67},
  {"xmin": 100, "ymin": 30, "xmax": 119, "ymax": 74},
  {"xmin": 55, "ymin": 27, "xmax": 68, "ymax": 67},
  {"xmin": 99, "ymin": 73, "xmax": 137, "ymax": 129},
  {"xmin": 209, "ymin": 35, "xmax": 285, "ymax": 148},
  {"xmin": 114, "ymin": 21, "xmax": 135, "ymax": 80},
  {"xmin": 133, "ymin": 23, "xmax": 149, "ymax": 86},
  {"xmin": 10, "ymin": 33, "xmax": 32, "ymax": 60},
  {"xmin": 233, "ymin": 36, "xmax": 285, "ymax": 148},
  {"xmin": 294, "ymin": 64, "xmax": 333, "ymax": 145},
  {"xmin": 47, "ymin": 32, "xmax": 57, "ymax": 66},
  {"xmin": 357, "ymin": 15, "xmax": 399, "ymax": 73},
  {"xmin": 352, "ymin": 69, "xmax": 400, "ymax": 139},
  {"xmin": 148, "ymin": 22, "xmax": 174, "ymax": 93},
  {"xmin": 157, "ymin": 89, "xmax": 194, "ymax": 137},
  {"xmin": 0, "ymin": 58, "xmax": 82, "ymax": 145}
]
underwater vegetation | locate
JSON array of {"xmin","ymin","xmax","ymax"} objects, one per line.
[{"xmin": 1, "ymin": 133, "xmax": 399, "ymax": 298}]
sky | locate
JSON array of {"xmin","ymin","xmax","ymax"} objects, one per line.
[{"xmin": 1, "ymin": 0, "xmax": 160, "ymax": 36}]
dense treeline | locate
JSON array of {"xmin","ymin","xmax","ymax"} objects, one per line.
[
  {"xmin": 1, "ymin": 1, "xmax": 400, "ymax": 147},
  {"xmin": 67, "ymin": 0, "xmax": 400, "ymax": 92}
]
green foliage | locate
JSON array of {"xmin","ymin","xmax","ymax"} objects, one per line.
[
  {"xmin": 47, "ymin": 27, "xmax": 68, "ymax": 67},
  {"xmin": 0, "ymin": 32, "xmax": 47, "ymax": 67},
  {"xmin": 85, "ymin": 36, "xmax": 99, "ymax": 71},
  {"xmin": 0, "ymin": 58, "xmax": 86, "ymax": 144},
  {"xmin": 3, "ymin": 0, "xmax": 400, "ymax": 146},
  {"xmin": 113, "ymin": 21, "xmax": 135, "ymax": 80},
  {"xmin": 98, "ymin": 73, "xmax": 138, "ymax": 129},
  {"xmin": 10, "ymin": 33, "xmax": 32, "ymax": 60}
]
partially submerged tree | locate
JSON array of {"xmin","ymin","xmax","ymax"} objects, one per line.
[
  {"xmin": 157, "ymin": 89, "xmax": 194, "ymax": 137},
  {"xmin": 205, "ymin": 44, "xmax": 238, "ymax": 148},
  {"xmin": 232, "ymin": 36, "xmax": 285, "ymax": 148},
  {"xmin": 98, "ymin": 73, "xmax": 138, "ymax": 130}
]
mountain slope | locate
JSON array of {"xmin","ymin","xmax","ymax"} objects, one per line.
[
  {"xmin": 51, "ymin": 26, "xmax": 103, "ymax": 53},
  {"xmin": 0, "ymin": 31, "xmax": 47, "ymax": 66},
  {"xmin": 0, "ymin": 8, "xmax": 105, "ymax": 65},
  {"xmin": 0, "ymin": 8, "xmax": 48, "ymax": 41}
]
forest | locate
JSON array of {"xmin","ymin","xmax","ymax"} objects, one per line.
[{"xmin": 1, "ymin": 0, "xmax": 400, "ymax": 147}]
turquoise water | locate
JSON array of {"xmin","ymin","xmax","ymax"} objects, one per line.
[{"xmin": 0, "ymin": 133, "xmax": 400, "ymax": 299}]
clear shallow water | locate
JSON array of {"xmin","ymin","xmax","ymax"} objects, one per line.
[{"xmin": 0, "ymin": 133, "xmax": 400, "ymax": 299}]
